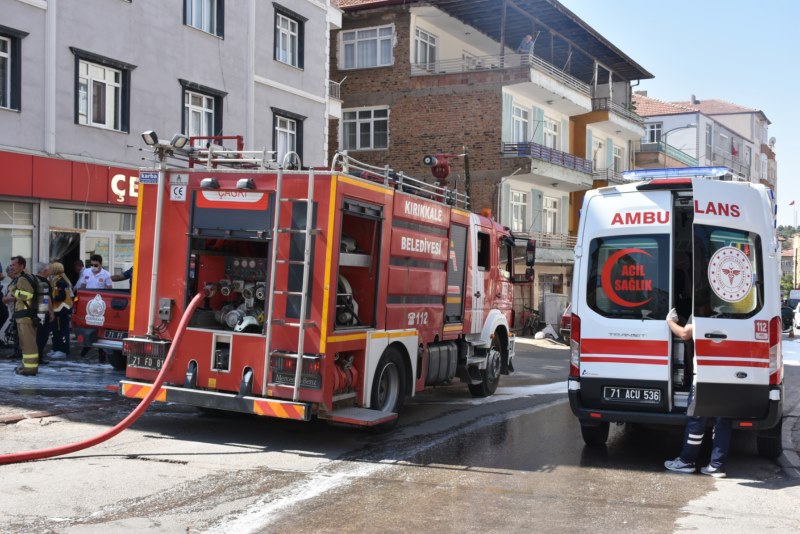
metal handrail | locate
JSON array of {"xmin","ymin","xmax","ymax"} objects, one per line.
[
  {"xmin": 331, "ymin": 151, "xmax": 469, "ymax": 209},
  {"xmin": 591, "ymin": 97, "xmax": 643, "ymax": 126},
  {"xmin": 514, "ymin": 230, "xmax": 577, "ymax": 249}
]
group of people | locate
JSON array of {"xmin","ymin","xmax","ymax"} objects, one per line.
[{"xmin": 0, "ymin": 253, "xmax": 122, "ymax": 377}]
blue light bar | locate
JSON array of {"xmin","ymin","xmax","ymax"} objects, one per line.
[{"xmin": 620, "ymin": 167, "xmax": 731, "ymax": 181}]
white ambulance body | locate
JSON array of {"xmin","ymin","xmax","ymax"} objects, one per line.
[{"xmin": 568, "ymin": 167, "xmax": 783, "ymax": 458}]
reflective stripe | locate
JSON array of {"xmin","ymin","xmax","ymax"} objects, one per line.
[
  {"xmin": 22, "ymin": 354, "xmax": 39, "ymax": 368},
  {"xmin": 688, "ymin": 433, "xmax": 704, "ymax": 439},
  {"xmin": 14, "ymin": 289, "xmax": 34, "ymax": 299},
  {"xmin": 687, "ymin": 439, "xmax": 703, "ymax": 445}
]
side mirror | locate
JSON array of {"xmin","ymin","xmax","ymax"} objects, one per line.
[{"xmin": 526, "ymin": 239, "xmax": 537, "ymax": 266}]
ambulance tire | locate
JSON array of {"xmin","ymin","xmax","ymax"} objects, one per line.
[
  {"xmin": 756, "ymin": 419, "xmax": 783, "ymax": 459},
  {"xmin": 580, "ymin": 421, "xmax": 610, "ymax": 447},
  {"xmin": 108, "ymin": 350, "xmax": 127, "ymax": 371},
  {"xmin": 468, "ymin": 334, "xmax": 503, "ymax": 398},
  {"xmin": 369, "ymin": 346, "xmax": 406, "ymax": 433}
]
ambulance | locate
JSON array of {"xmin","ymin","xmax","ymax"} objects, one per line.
[{"xmin": 567, "ymin": 167, "xmax": 784, "ymax": 458}]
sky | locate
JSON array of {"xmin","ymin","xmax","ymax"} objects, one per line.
[{"xmin": 559, "ymin": 0, "xmax": 799, "ymax": 226}]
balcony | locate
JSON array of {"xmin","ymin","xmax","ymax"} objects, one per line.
[
  {"xmin": 327, "ymin": 79, "xmax": 342, "ymax": 120},
  {"xmin": 637, "ymin": 141, "xmax": 699, "ymax": 167},
  {"xmin": 710, "ymin": 148, "xmax": 750, "ymax": 180},
  {"xmin": 591, "ymin": 97, "xmax": 643, "ymax": 127},
  {"xmin": 514, "ymin": 230, "xmax": 576, "ymax": 265},
  {"xmin": 592, "ymin": 168, "xmax": 624, "ymax": 184},
  {"xmin": 503, "ymin": 142, "xmax": 592, "ymax": 174}
]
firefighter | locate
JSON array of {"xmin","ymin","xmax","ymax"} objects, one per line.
[{"xmin": 2, "ymin": 256, "xmax": 39, "ymax": 376}]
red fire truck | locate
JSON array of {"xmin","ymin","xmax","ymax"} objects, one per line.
[{"xmin": 120, "ymin": 143, "xmax": 534, "ymax": 429}]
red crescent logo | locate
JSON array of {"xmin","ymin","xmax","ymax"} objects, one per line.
[{"xmin": 600, "ymin": 248, "xmax": 654, "ymax": 308}]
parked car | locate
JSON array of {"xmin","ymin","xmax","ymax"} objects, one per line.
[
  {"xmin": 560, "ymin": 303, "xmax": 572, "ymax": 343},
  {"xmin": 781, "ymin": 304, "xmax": 793, "ymax": 333}
]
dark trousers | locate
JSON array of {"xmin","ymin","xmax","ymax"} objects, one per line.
[
  {"xmin": 36, "ymin": 317, "xmax": 51, "ymax": 360},
  {"xmin": 52, "ymin": 308, "xmax": 71, "ymax": 355},
  {"xmin": 680, "ymin": 387, "xmax": 732, "ymax": 468}
]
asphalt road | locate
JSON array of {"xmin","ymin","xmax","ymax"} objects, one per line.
[{"xmin": 0, "ymin": 338, "xmax": 798, "ymax": 533}]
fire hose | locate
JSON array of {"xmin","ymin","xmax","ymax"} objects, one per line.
[{"xmin": 0, "ymin": 292, "xmax": 204, "ymax": 465}]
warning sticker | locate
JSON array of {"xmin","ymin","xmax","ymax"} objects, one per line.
[{"xmin": 708, "ymin": 246, "xmax": 753, "ymax": 302}]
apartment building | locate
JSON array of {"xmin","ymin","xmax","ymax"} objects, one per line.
[
  {"xmin": 633, "ymin": 92, "xmax": 777, "ymax": 189},
  {"xmin": 331, "ymin": 0, "xmax": 652, "ymax": 312},
  {"xmin": 0, "ymin": 0, "xmax": 341, "ymax": 281}
]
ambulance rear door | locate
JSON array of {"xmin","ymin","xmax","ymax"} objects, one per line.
[{"xmin": 690, "ymin": 178, "xmax": 774, "ymax": 418}]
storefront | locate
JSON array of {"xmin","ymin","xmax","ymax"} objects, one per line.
[{"xmin": 0, "ymin": 150, "xmax": 139, "ymax": 288}]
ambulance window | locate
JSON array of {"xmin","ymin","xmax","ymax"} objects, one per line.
[
  {"xmin": 587, "ymin": 234, "xmax": 669, "ymax": 320},
  {"xmin": 477, "ymin": 232, "xmax": 490, "ymax": 271},
  {"xmin": 693, "ymin": 225, "xmax": 763, "ymax": 318}
]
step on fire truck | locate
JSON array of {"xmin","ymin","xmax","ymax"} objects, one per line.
[{"xmin": 120, "ymin": 139, "xmax": 535, "ymax": 429}]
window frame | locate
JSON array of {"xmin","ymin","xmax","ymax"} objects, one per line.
[
  {"xmin": 342, "ymin": 106, "xmax": 389, "ymax": 151},
  {"xmin": 184, "ymin": 0, "xmax": 225, "ymax": 38},
  {"xmin": 647, "ymin": 122, "xmax": 662, "ymax": 143},
  {"xmin": 543, "ymin": 196, "xmax": 559, "ymax": 234},
  {"xmin": 274, "ymin": 3, "xmax": 306, "ymax": 69},
  {"xmin": 341, "ymin": 24, "xmax": 394, "ymax": 69},
  {"xmin": 543, "ymin": 116, "xmax": 559, "ymax": 149},
  {"xmin": 613, "ymin": 145, "xmax": 623, "ymax": 173},
  {"xmin": 179, "ymin": 79, "xmax": 226, "ymax": 143},
  {"xmin": 70, "ymin": 48, "xmax": 135, "ymax": 132},
  {"xmin": 0, "ymin": 25, "xmax": 29, "ymax": 111},
  {"xmin": 414, "ymin": 28, "xmax": 437, "ymax": 70},
  {"xmin": 512, "ymin": 105, "xmax": 529, "ymax": 144},
  {"xmin": 510, "ymin": 190, "xmax": 527, "ymax": 233},
  {"xmin": 271, "ymin": 107, "xmax": 305, "ymax": 165}
]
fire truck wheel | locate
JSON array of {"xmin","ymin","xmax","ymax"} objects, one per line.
[
  {"xmin": 580, "ymin": 421, "xmax": 610, "ymax": 447},
  {"xmin": 108, "ymin": 350, "xmax": 127, "ymax": 371},
  {"xmin": 370, "ymin": 347, "xmax": 406, "ymax": 420},
  {"xmin": 468, "ymin": 335, "xmax": 503, "ymax": 398},
  {"xmin": 756, "ymin": 419, "xmax": 782, "ymax": 459}
]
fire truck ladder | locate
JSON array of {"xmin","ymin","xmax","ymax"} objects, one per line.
[{"xmin": 263, "ymin": 158, "xmax": 318, "ymax": 402}]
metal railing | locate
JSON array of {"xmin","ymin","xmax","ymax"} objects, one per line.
[
  {"xmin": 515, "ymin": 230, "xmax": 577, "ymax": 250},
  {"xmin": 330, "ymin": 151, "xmax": 470, "ymax": 209},
  {"xmin": 411, "ymin": 52, "xmax": 591, "ymax": 97},
  {"xmin": 711, "ymin": 148, "xmax": 750, "ymax": 179},
  {"xmin": 637, "ymin": 141, "xmax": 699, "ymax": 167},
  {"xmin": 502, "ymin": 142, "xmax": 592, "ymax": 174},
  {"xmin": 591, "ymin": 97, "xmax": 643, "ymax": 126},
  {"xmin": 328, "ymin": 79, "xmax": 341, "ymax": 100},
  {"xmin": 592, "ymin": 168, "xmax": 624, "ymax": 183}
]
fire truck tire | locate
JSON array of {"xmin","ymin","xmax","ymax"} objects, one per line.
[
  {"xmin": 108, "ymin": 350, "xmax": 127, "ymax": 371},
  {"xmin": 580, "ymin": 421, "xmax": 610, "ymax": 447},
  {"xmin": 370, "ymin": 346, "xmax": 406, "ymax": 430},
  {"xmin": 468, "ymin": 334, "xmax": 503, "ymax": 397},
  {"xmin": 756, "ymin": 419, "xmax": 782, "ymax": 459}
]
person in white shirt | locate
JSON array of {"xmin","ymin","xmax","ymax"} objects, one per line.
[{"xmin": 75, "ymin": 254, "xmax": 112, "ymax": 290}]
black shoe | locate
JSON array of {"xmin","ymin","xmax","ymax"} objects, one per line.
[
  {"xmin": 15, "ymin": 366, "xmax": 37, "ymax": 376},
  {"xmin": 39, "ymin": 358, "xmax": 49, "ymax": 365}
]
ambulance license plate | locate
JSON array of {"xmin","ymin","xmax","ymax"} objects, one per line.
[{"xmin": 603, "ymin": 386, "xmax": 661, "ymax": 404}]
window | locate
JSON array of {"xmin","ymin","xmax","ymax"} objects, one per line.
[
  {"xmin": 543, "ymin": 196, "xmax": 559, "ymax": 233},
  {"xmin": 512, "ymin": 106, "xmax": 529, "ymax": 144},
  {"xmin": 592, "ymin": 139, "xmax": 603, "ymax": 170},
  {"xmin": 185, "ymin": 0, "xmax": 224, "ymax": 36},
  {"xmin": 414, "ymin": 28, "xmax": 436, "ymax": 69},
  {"xmin": 180, "ymin": 79, "xmax": 226, "ymax": 144},
  {"xmin": 275, "ymin": 5, "xmax": 306, "ymax": 68},
  {"xmin": 476, "ymin": 232, "xmax": 490, "ymax": 270},
  {"xmin": 0, "ymin": 201, "xmax": 34, "ymax": 269},
  {"xmin": 342, "ymin": 107, "xmax": 389, "ymax": 150},
  {"xmin": 647, "ymin": 123, "xmax": 662, "ymax": 143},
  {"xmin": 499, "ymin": 240, "xmax": 512, "ymax": 280},
  {"xmin": 71, "ymin": 48, "xmax": 135, "ymax": 132},
  {"xmin": 272, "ymin": 107, "xmax": 305, "ymax": 164},
  {"xmin": 705, "ymin": 124, "xmax": 712, "ymax": 152},
  {"xmin": 543, "ymin": 117, "xmax": 559, "ymax": 149},
  {"xmin": 613, "ymin": 146, "xmax": 623, "ymax": 173},
  {"xmin": 693, "ymin": 225, "xmax": 762, "ymax": 318},
  {"xmin": 510, "ymin": 191, "xmax": 527, "ymax": 233},
  {"xmin": 74, "ymin": 211, "xmax": 90, "ymax": 229},
  {"xmin": 342, "ymin": 25, "xmax": 393, "ymax": 69},
  {"xmin": 0, "ymin": 26, "xmax": 26, "ymax": 111},
  {"xmin": 587, "ymin": 234, "xmax": 669, "ymax": 320}
]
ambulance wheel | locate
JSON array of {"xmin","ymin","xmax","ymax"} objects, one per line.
[
  {"xmin": 369, "ymin": 346, "xmax": 406, "ymax": 432},
  {"xmin": 468, "ymin": 335, "xmax": 503, "ymax": 398},
  {"xmin": 108, "ymin": 350, "xmax": 127, "ymax": 371},
  {"xmin": 756, "ymin": 419, "xmax": 783, "ymax": 459},
  {"xmin": 580, "ymin": 422, "xmax": 610, "ymax": 447}
]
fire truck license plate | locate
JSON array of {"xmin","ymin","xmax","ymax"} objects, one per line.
[
  {"xmin": 127, "ymin": 354, "xmax": 165, "ymax": 371},
  {"xmin": 105, "ymin": 330, "xmax": 126, "ymax": 340},
  {"xmin": 603, "ymin": 387, "xmax": 661, "ymax": 404}
]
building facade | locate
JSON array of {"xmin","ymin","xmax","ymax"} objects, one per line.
[
  {"xmin": 332, "ymin": 0, "xmax": 652, "ymax": 318},
  {"xmin": 0, "ymin": 0, "xmax": 341, "ymax": 284}
]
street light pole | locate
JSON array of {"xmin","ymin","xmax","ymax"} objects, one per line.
[{"xmin": 661, "ymin": 123, "xmax": 696, "ymax": 166}]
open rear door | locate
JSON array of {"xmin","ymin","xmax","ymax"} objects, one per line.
[{"xmin": 690, "ymin": 178, "xmax": 773, "ymax": 418}]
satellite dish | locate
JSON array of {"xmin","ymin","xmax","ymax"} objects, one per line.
[{"xmin": 769, "ymin": 137, "xmax": 776, "ymax": 148}]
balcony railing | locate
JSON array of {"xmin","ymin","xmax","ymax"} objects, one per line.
[
  {"xmin": 592, "ymin": 168, "xmax": 624, "ymax": 183},
  {"xmin": 591, "ymin": 97, "xmax": 643, "ymax": 126},
  {"xmin": 711, "ymin": 148, "xmax": 750, "ymax": 179},
  {"xmin": 411, "ymin": 53, "xmax": 591, "ymax": 97},
  {"xmin": 503, "ymin": 142, "xmax": 592, "ymax": 174},
  {"xmin": 328, "ymin": 79, "xmax": 341, "ymax": 100},
  {"xmin": 514, "ymin": 230, "xmax": 577, "ymax": 250},
  {"xmin": 638, "ymin": 141, "xmax": 699, "ymax": 167}
]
